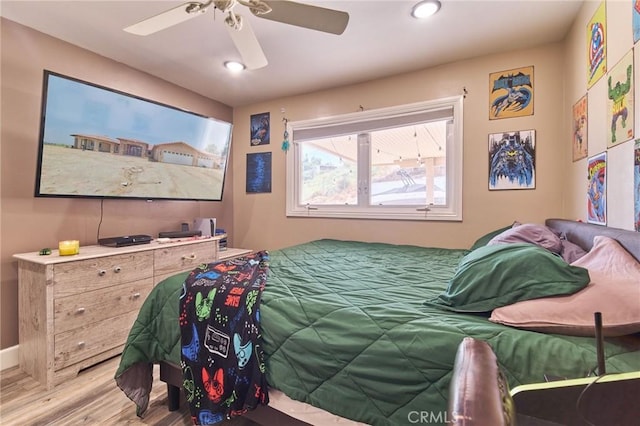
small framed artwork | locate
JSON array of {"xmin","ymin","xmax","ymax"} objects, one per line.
[
  {"xmin": 489, "ymin": 65, "xmax": 534, "ymax": 120},
  {"xmin": 587, "ymin": 151, "xmax": 606, "ymax": 225},
  {"xmin": 634, "ymin": 1, "xmax": 640, "ymax": 44},
  {"xmin": 572, "ymin": 94, "xmax": 588, "ymax": 162},
  {"xmin": 607, "ymin": 50, "xmax": 634, "ymax": 148},
  {"xmin": 587, "ymin": 1, "xmax": 607, "ymax": 89},
  {"xmin": 250, "ymin": 112, "xmax": 270, "ymax": 146},
  {"xmin": 246, "ymin": 152, "xmax": 272, "ymax": 193},
  {"xmin": 488, "ymin": 129, "xmax": 536, "ymax": 190}
]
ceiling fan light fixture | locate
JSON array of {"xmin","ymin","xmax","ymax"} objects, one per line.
[
  {"xmin": 224, "ymin": 60, "xmax": 246, "ymax": 72},
  {"xmin": 225, "ymin": 11, "xmax": 243, "ymax": 30},
  {"xmin": 237, "ymin": 0, "xmax": 272, "ymax": 15},
  {"xmin": 185, "ymin": 2, "xmax": 208, "ymax": 15},
  {"xmin": 411, "ymin": 0, "xmax": 441, "ymax": 19}
]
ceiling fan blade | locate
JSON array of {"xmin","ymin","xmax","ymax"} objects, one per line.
[
  {"xmin": 226, "ymin": 18, "xmax": 268, "ymax": 70},
  {"xmin": 124, "ymin": 2, "xmax": 206, "ymax": 36},
  {"xmin": 259, "ymin": 1, "xmax": 349, "ymax": 35}
]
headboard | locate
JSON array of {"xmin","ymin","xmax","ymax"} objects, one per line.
[{"xmin": 545, "ymin": 218, "xmax": 640, "ymax": 262}]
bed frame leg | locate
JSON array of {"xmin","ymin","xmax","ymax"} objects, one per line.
[{"xmin": 167, "ymin": 383, "xmax": 181, "ymax": 411}]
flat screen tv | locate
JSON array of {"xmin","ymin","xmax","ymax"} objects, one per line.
[{"xmin": 35, "ymin": 70, "xmax": 233, "ymax": 201}]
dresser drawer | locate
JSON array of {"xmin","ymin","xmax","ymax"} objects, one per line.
[
  {"xmin": 15, "ymin": 237, "xmax": 224, "ymax": 389},
  {"xmin": 53, "ymin": 252, "xmax": 154, "ymax": 298},
  {"xmin": 54, "ymin": 278, "xmax": 153, "ymax": 334},
  {"xmin": 54, "ymin": 310, "xmax": 139, "ymax": 370},
  {"xmin": 154, "ymin": 241, "xmax": 217, "ymax": 277}
]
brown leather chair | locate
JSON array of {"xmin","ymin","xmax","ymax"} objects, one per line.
[
  {"xmin": 448, "ymin": 337, "xmax": 516, "ymax": 426},
  {"xmin": 448, "ymin": 337, "xmax": 640, "ymax": 426}
]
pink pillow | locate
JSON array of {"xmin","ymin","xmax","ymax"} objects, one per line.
[
  {"xmin": 572, "ymin": 236, "xmax": 640, "ymax": 275},
  {"xmin": 487, "ymin": 223, "xmax": 563, "ymax": 254},
  {"xmin": 489, "ymin": 236, "xmax": 640, "ymax": 336}
]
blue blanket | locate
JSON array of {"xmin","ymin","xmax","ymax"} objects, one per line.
[{"xmin": 179, "ymin": 251, "xmax": 269, "ymax": 425}]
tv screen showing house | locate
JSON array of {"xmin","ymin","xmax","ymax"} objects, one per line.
[{"xmin": 35, "ymin": 70, "xmax": 232, "ymax": 201}]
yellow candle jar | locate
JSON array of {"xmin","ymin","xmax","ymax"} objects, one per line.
[{"xmin": 59, "ymin": 240, "xmax": 79, "ymax": 256}]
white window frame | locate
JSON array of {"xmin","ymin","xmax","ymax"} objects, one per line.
[{"xmin": 286, "ymin": 96, "xmax": 463, "ymax": 221}]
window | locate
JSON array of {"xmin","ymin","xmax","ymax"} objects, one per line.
[{"xmin": 286, "ymin": 96, "xmax": 463, "ymax": 221}]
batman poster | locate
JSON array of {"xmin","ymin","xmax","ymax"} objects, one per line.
[{"xmin": 489, "ymin": 66, "xmax": 534, "ymax": 120}]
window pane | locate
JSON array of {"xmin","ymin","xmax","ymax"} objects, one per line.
[
  {"xmin": 300, "ymin": 136, "xmax": 358, "ymax": 205},
  {"xmin": 287, "ymin": 96, "xmax": 463, "ymax": 221},
  {"xmin": 370, "ymin": 121, "xmax": 447, "ymax": 206}
]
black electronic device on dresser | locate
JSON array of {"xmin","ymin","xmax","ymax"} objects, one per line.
[
  {"xmin": 98, "ymin": 234, "xmax": 152, "ymax": 247},
  {"xmin": 158, "ymin": 230, "xmax": 202, "ymax": 239}
]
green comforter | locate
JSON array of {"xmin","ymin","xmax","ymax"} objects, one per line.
[{"xmin": 116, "ymin": 239, "xmax": 640, "ymax": 425}]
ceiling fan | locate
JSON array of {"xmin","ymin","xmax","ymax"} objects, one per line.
[{"xmin": 124, "ymin": 0, "xmax": 349, "ymax": 70}]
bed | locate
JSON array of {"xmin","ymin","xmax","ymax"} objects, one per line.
[{"xmin": 115, "ymin": 218, "xmax": 640, "ymax": 425}]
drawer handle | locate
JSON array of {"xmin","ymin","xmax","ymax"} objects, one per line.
[
  {"xmin": 182, "ymin": 254, "xmax": 197, "ymax": 260},
  {"xmin": 77, "ymin": 341, "xmax": 85, "ymax": 348},
  {"xmin": 76, "ymin": 307, "xmax": 85, "ymax": 314},
  {"xmin": 131, "ymin": 292, "xmax": 141, "ymax": 299},
  {"xmin": 114, "ymin": 266, "xmax": 122, "ymax": 273},
  {"xmin": 98, "ymin": 269, "xmax": 106, "ymax": 276}
]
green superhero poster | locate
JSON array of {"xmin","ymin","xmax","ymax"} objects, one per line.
[{"xmin": 607, "ymin": 50, "xmax": 634, "ymax": 148}]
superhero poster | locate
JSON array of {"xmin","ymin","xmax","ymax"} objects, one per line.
[
  {"xmin": 634, "ymin": 1, "xmax": 640, "ymax": 44},
  {"xmin": 489, "ymin": 66, "xmax": 534, "ymax": 120},
  {"xmin": 587, "ymin": 2, "xmax": 606, "ymax": 89},
  {"xmin": 635, "ymin": 140, "xmax": 640, "ymax": 232},
  {"xmin": 587, "ymin": 152, "xmax": 606, "ymax": 226},
  {"xmin": 488, "ymin": 130, "xmax": 535, "ymax": 190},
  {"xmin": 250, "ymin": 112, "xmax": 270, "ymax": 146},
  {"xmin": 572, "ymin": 95, "xmax": 588, "ymax": 162},
  {"xmin": 606, "ymin": 50, "xmax": 634, "ymax": 148}
]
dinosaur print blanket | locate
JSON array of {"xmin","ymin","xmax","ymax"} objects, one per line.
[{"xmin": 179, "ymin": 251, "xmax": 269, "ymax": 425}]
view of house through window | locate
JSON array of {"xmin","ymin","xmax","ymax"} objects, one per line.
[{"xmin": 287, "ymin": 96, "xmax": 463, "ymax": 220}]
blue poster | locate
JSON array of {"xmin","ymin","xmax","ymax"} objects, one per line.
[
  {"xmin": 246, "ymin": 152, "xmax": 272, "ymax": 193},
  {"xmin": 250, "ymin": 112, "xmax": 270, "ymax": 146},
  {"xmin": 634, "ymin": 1, "xmax": 640, "ymax": 43},
  {"xmin": 587, "ymin": 152, "xmax": 607, "ymax": 226}
]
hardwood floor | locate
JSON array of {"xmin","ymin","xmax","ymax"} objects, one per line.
[{"xmin": 0, "ymin": 356, "xmax": 258, "ymax": 426}]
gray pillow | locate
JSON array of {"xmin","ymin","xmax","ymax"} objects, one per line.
[
  {"xmin": 469, "ymin": 225, "xmax": 513, "ymax": 250},
  {"xmin": 560, "ymin": 239, "xmax": 587, "ymax": 263},
  {"xmin": 487, "ymin": 223, "xmax": 562, "ymax": 254}
]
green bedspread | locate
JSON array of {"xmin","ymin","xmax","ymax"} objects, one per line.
[{"xmin": 115, "ymin": 239, "xmax": 640, "ymax": 425}]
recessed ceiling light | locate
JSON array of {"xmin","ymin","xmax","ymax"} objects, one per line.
[
  {"xmin": 224, "ymin": 61, "xmax": 245, "ymax": 72},
  {"xmin": 411, "ymin": 0, "xmax": 441, "ymax": 19}
]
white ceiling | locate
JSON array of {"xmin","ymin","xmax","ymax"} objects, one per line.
[{"xmin": 0, "ymin": 0, "xmax": 583, "ymax": 107}]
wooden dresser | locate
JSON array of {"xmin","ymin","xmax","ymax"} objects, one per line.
[{"xmin": 14, "ymin": 236, "xmax": 250, "ymax": 389}]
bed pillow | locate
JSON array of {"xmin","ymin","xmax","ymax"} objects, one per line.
[
  {"xmin": 469, "ymin": 225, "xmax": 513, "ymax": 250},
  {"xmin": 487, "ymin": 223, "xmax": 563, "ymax": 254},
  {"xmin": 490, "ymin": 236, "xmax": 640, "ymax": 336},
  {"xmin": 559, "ymin": 239, "xmax": 587, "ymax": 263},
  {"xmin": 428, "ymin": 243, "xmax": 590, "ymax": 313}
]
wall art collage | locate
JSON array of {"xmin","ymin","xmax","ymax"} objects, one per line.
[
  {"xmin": 247, "ymin": 112, "xmax": 272, "ymax": 193},
  {"xmin": 579, "ymin": 1, "xmax": 638, "ymax": 227},
  {"xmin": 488, "ymin": 65, "xmax": 536, "ymax": 191}
]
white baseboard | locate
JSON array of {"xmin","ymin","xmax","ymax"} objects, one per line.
[{"xmin": 0, "ymin": 345, "xmax": 19, "ymax": 371}]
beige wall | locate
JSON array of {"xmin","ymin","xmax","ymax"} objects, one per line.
[
  {"xmin": 231, "ymin": 43, "xmax": 567, "ymax": 252},
  {"xmin": 0, "ymin": 19, "xmax": 234, "ymax": 348},
  {"xmin": 563, "ymin": 1, "xmax": 637, "ymax": 228}
]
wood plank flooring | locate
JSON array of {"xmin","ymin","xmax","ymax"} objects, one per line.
[{"xmin": 0, "ymin": 356, "xmax": 258, "ymax": 426}]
